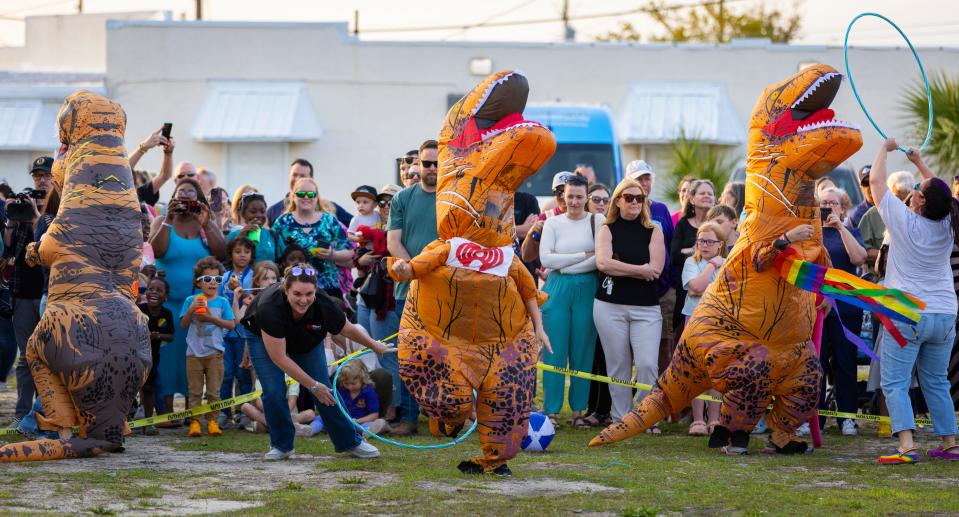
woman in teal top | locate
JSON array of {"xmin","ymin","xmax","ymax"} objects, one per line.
[
  {"xmin": 272, "ymin": 177, "xmax": 353, "ymax": 297},
  {"xmin": 148, "ymin": 179, "xmax": 226, "ymax": 414},
  {"xmin": 226, "ymin": 191, "xmax": 278, "ymax": 264}
]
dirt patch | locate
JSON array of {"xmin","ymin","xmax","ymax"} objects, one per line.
[
  {"xmin": 418, "ymin": 477, "xmax": 622, "ymax": 497},
  {"xmin": 0, "ymin": 435, "xmax": 397, "ymax": 515}
]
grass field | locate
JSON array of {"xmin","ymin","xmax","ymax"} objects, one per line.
[{"xmin": 2, "ymin": 417, "xmax": 958, "ymax": 516}]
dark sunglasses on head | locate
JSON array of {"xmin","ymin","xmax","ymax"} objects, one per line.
[
  {"xmin": 420, "ymin": 160, "xmax": 438, "ymax": 169},
  {"xmin": 590, "ymin": 195, "xmax": 610, "ymax": 204},
  {"xmin": 197, "ymin": 275, "xmax": 223, "ymax": 284},
  {"xmin": 289, "ymin": 266, "xmax": 317, "ymax": 278},
  {"xmin": 294, "ymin": 190, "xmax": 318, "ymax": 199},
  {"xmin": 621, "ymin": 193, "xmax": 645, "ymax": 204},
  {"xmin": 241, "ymin": 191, "xmax": 264, "ymax": 200}
]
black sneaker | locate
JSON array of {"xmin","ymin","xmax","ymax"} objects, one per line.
[
  {"xmin": 457, "ymin": 460, "xmax": 484, "ymax": 475},
  {"xmin": 491, "ymin": 464, "xmax": 512, "ymax": 477}
]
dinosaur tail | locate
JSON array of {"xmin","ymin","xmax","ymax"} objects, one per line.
[
  {"xmin": 0, "ymin": 437, "xmax": 120, "ymax": 462},
  {"xmin": 589, "ymin": 340, "xmax": 708, "ymax": 447}
]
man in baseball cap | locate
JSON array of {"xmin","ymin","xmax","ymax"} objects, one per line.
[
  {"xmin": 850, "ymin": 165, "xmax": 873, "ymax": 228},
  {"xmin": 29, "ymin": 156, "xmax": 55, "ymax": 192}
]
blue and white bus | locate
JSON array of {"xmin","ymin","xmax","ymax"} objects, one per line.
[{"xmin": 522, "ymin": 104, "xmax": 623, "ymax": 196}]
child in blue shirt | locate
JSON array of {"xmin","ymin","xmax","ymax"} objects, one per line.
[
  {"xmin": 217, "ymin": 236, "xmax": 255, "ymax": 427},
  {"xmin": 180, "ymin": 256, "xmax": 235, "ymax": 438},
  {"xmin": 337, "ymin": 362, "xmax": 391, "ymax": 435}
]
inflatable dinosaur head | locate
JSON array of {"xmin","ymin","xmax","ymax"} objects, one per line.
[
  {"xmin": 51, "ymin": 90, "xmax": 127, "ymax": 190},
  {"xmin": 745, "ymin": 65, "xmax": 862, "ymax": 216},
  {"xmin": 437, "ymin": 70, "xmax": 556, "ymax": 246}
]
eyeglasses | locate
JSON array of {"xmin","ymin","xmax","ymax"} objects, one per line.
[
  {"xmin": 294, "ymin": 191, "xmax": 318, "ymax": 199},
  {"xmin": 820, "ymin": 200, "xmax": 840, "ymax": 207},
  {"xmin": 289, "ymin": 266, "xmax": 317, "ymax": 277},
  {"xmin": 420, "ymin": 160, "xmax": 438, "ymax": 169},
  {"xmin": 590, "ymin": 195, "xmax": 610, "ymax": 204},
  {"xmin": 378, "ymin": 199, "xmax": 391, "ymax": 207},
  {"xmin": 621, "ymin": 193, "xmax": 645, "ymax": 204},
  {"xmin": 197, "ymin": 275, "xmax": 223, "ymax": 284},
  {"xmin": 697, "ymin": 239, "xmax": 721, "ymax": 246}
]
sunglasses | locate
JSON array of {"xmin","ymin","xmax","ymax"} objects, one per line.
[
  {"xmin": 197, "ymin": 275, "xmax": 223, "ymax": 284},
  {"xmin": 420, "ymin": 160, "xmax": 438, "ymax": 169},
  {"xmin": 621, "ymin": 193, "xmax": 645, "ymax": 204},
  {"xmin": 295, "ymin": 191, "xmax": 318, "ymax": 199},
  {"xmin": 590, "ymin": 195, "xmax": 610, "ymax": 204},
  {"xmin": 177, "ymin": 172, "xmax": 197, "ymax": 179},
  {"xmin": 697, "ymin": 238, "xmax": 721, "ymax": 246},
  {"xmin": 377, "ymin": 199, "xmax": 391, "ymax": 207},
  {"xmin": 400, "ymin": 156, "xmax": 416, "ymax": 165},
  {"xmin": 552, "ymin": 187, "xmax": 565, "ymax": 197},
  {"xmin": 406, "ymin": 172, "xmax": 420, "ymax": 179},
  {"xmin": 289, "ymin": 266, "xmax": 317, "ymax": 277}
]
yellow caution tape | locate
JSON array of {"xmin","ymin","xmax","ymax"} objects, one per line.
[{"xmin": 536, "ymin": 363, "xmax": 937, "ymax": 427}]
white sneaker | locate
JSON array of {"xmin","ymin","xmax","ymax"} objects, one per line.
[
  {"xmin": 796, "ymin": 422, "xmax": 810, "ymax": 437},
  {"xmin": 841, "ymin": 419, "xmax": 858, "ymax": 436},
  {"xmin": 263, "ymin": 447, "xmax": 293, "ymax": 461},
  {"xmin": 346, "ymin": 440, "xmax": 380, "ymax": 459}
]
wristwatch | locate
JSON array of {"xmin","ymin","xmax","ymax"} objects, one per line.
[{"xmin": 308, "ymin": 382, "xmax": 322, "ymax": 394}]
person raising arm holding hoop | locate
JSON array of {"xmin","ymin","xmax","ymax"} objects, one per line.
[{"xmin": 242, "ymin": 263, "xmax": 389, "ymax": 461}]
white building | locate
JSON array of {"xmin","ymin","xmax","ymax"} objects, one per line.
[{"xmin": 2, "ymin": 11, "xmax": 957, "ymax": 208}]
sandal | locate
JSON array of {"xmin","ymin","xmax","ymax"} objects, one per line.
[
  {"xmin": 645, "ymin": 425, "xmax": 662, "ymax": 435},
  {"xmin": 688, "ymin": 420, "xmax": 708, "ymax": 436},
  {"xmin": 572, "ymin": 416, "xmax": 589, "ymax": 429},
  {"xmin": 582, "ymin": 413, "xmax": 610, "ymax": 428},
  {"xmin": 878, "ymin": 446, "xmax": 921, "ymax": 464}
]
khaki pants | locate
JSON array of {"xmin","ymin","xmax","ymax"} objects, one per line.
[{"xmin": 186, "ymin": 352, "xmax": 224, "ymax": 424}]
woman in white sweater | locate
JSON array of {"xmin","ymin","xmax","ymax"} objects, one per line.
[{"xmin": 540, "ymin": 174, "xmax": 604, "ymax": 427}]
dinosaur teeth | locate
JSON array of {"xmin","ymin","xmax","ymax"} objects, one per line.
[
  {"xmin": 791, "ymin": 72, "xmax": 841, "ymax": 108},
  {"xmin": 797, "ymin": 119, "xmax": 861, "ymax": 133}
]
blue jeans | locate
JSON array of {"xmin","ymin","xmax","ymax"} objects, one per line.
[
  {"xmin": 881, "ymin": 313, "xmax": 958, "ymax": 437},
  {"xmin": 247, "ymin": 335, "xmax": 360, "ymax": 453},
  {"xmin": 358, "ymin": 297, "xmax": 401, "ymax": 409},
  {"xmin": 0, "ymin": 316, "xmax": 16, "ymax": 383},
  {"xmin": 391, "ymin": 298, "xmax": 419, "ymax": 423},
  {"xmin": 220, "ymin": 334, "xmax": 253, "ymax": 416}
]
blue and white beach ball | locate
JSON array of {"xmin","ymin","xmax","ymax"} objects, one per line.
[{"xmin": 521, "ymin": 412, "xmax": 556, "ymax": 452}]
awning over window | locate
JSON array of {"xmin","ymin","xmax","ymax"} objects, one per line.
[
  {"xmin": 192, "ymin": 81, "xmax": 322, "ymax": 143},
  {"xmin": 0, "ymin": 99, "xmax": 59, "ymax": 151},
  {"xmin": 617, "ymin": 81, "xmax": 745, "ymax": 145}
]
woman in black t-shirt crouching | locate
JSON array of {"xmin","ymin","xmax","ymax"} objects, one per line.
[{"xmin": 242, "ymin": 263, "xmax": 389, "ymax": 461}]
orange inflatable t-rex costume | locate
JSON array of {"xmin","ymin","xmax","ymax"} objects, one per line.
[
  {"xmin": 389, "ymin": 70, "xmax": 555, "ymax": 474},
  {"xmin": 0, "ymin": 91, "xmax": 150, "ymax": 462},
  {"xmin": 590, "ymin": 65, "xmax": 862, "ymax": 454}
]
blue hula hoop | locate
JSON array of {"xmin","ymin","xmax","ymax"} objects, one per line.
[
  {"xmin": 843, "ymin": 12, "xmax": 934, "ymax": 154},
  {"xmin": 332, "ymin": 348, "xmax": 479, "ymax": 449}
]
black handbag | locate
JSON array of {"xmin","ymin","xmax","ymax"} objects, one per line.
[{"xmin": 358, "ymin": 260, "xmax": 388, "ymax": 310}]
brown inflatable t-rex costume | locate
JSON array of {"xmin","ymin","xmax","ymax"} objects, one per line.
[
  {"xmin": 590, "ymin": 64, "xmax": 862, "ymax": 454},
  {"xmin": 0, "ymin": 90, "xmax": 150, "ymax": 462},
  {"xmin": 389, "ymin": 70, "xmax": 555, "ymax": 474}
]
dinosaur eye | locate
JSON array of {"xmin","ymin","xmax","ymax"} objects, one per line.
[{"xmin": 771, "ymin": 91, "xmax": 779, "ymax": 99}]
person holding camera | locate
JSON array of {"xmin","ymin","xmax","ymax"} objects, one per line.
[
  {"xmin": 128, "ymin": 125, "xmax": 176, "ymax": 206},
  {"xmin": 1, "ymin": 157, "xmax": 53, "ymax": 423},
  {"xmin": 148, "ymin": 179, "xmax": 226, "ymax": 416}
]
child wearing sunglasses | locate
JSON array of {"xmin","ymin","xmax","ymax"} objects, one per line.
[
  {"xmin": 179, "ymin": 256, "xmax": 236, "ymax": 438},
  {"xmin": 680, "ymin": 221, "xmax": 728, "ymax": 437}
]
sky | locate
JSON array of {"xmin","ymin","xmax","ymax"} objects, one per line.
[{"xmin": 1, "ymin": 0, "xmax": 959, "ymax": 48}]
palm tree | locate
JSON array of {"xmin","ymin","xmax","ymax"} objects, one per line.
[
  {"xmin": 903, "ymin": 73, "xmax": 959, "ymax": 176},
  {"xmin": 661, "ymin": 131, "xmax": 736, "ymax": 204}
]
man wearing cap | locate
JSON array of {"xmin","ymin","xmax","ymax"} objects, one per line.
[
  {"xmin": 849, "ymin": 165, "xmax": 873, "ymax": 229},
  {"xmin": 1, "ymin": 157, "xmax": 53, "ymax": 424},
  {"xmin": 625, "ymin": 160, "xmax": 676, "ymax": 374},
  {"xmin": 521, "ymin": 171, "xmax": 571, "ymax": 265}
]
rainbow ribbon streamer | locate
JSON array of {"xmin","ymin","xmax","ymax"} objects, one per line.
[{"xmin": 774, "ymin": 248, "xmax": 926, "ymax": 357}]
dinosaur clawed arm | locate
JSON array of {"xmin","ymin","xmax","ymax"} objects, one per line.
[{"xmin": 387, "ymin": 241, "xmax": 450, "ymax": 282}]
